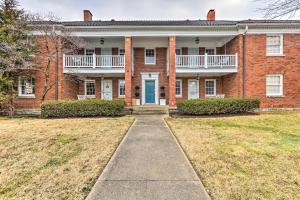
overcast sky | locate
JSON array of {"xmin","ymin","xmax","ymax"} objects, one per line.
[{"xmin": 19, "ymin": 0, "xmax": 264, "ymax": 21}]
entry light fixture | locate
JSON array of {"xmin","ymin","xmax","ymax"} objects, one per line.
[
  {"xmin": 100, "ymin": 38, "xmax": 104, "ymax": 45},
  {"xmin": 195, "ymin": 37, "xmax": 200, "ymax": 44}
]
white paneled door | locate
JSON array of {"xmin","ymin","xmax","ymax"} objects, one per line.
[
  {"xmin": 102, "ymin": 80, "xmax": 113, "ymax": 100},
  {"xmin": 188, "ymin": 79, "xmax": 199, "ymax": 100}
]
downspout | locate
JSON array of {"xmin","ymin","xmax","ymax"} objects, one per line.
[
  {"xmin": 242, "ymin": 25, "xmax": 248, "ymax": 98},
  {"xmin": 53, "ymin": 25, "xmax": 59, "ymax": 100}
]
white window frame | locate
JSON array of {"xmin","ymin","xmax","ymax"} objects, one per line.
[
  {"xmin": 144, "ymin": 48, "xmax": 156, "ymax": 65},
  {"xmin": 205, "ymin": 79, "xmax": 217, "ymax": 97},
  {"xmin": 119, "ymin": 49, "xmax": 125, "ymax": 56},
  {"xmin": 18, "ymin": 76, "xmax": 35, "ymax": 97},
  {"xmin": 85, "ymin": 48, "xmax": 95, "ymax": 56},
  {"xmin": 118, "ymin": 79, "xmax": 125, "ymax": 98},
  {"xmin": 84, "ymin": 79, "xmax": 96, "ymax": 98},
  {"xmin": 266, "ymin": 74, "xmax": 283, "ymax": 97},
  {"xmin": 175, "ymin": 79, "xmax": 182, "ymax": 97},
  {"xmin": 175, "ymin": 48, "xmax": 182, "ymax": 55},
  {"xmin": 266, "ymin": 34, "xmax": 284, "ymax": 56},
  {"xmin": 205, "ymin": 48, "xmax": 216, "ymax": 55}
]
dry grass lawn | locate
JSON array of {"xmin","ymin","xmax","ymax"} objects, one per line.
[
  {"xmin": 166, "ymin": 112, "xmax": 300, "ymax": 200},
  {"xmin": 0, "ymin": 116, "xmax": 134, "ymax": 200}
]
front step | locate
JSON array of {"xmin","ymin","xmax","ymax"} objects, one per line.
[{"xmin": 129, "ymin": 106, "xmax": 169, "ymax": 115}]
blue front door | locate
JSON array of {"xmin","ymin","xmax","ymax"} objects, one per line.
[{"xmin": 145, "ymin": 80, "xmax": 155, "ymax": 104}]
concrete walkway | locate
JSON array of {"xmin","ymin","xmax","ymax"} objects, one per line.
[{"xmin": 86, "ymin": 115, "xmax": 210, "ymax": 200}]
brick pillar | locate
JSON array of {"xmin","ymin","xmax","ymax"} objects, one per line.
[
  {"xmin": 168, "ymin": 36, "xmax": 176, "ymax": 108},
  {"xmin": 125, "ymin": 36, "xmax": 132, "ymax": 106}
]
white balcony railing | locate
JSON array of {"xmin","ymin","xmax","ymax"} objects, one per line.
[
  {"xmin": 176, "ymin": 54, "xmax": 238, "ymax": 68},
  {"xmin": 63, "ymin": 54, "xmax": 125, "ymax": 68}
]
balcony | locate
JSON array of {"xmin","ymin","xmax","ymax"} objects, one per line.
[
  {"xmin": 176, "ymin": 54, "xmax": 238, "ymax": 75},
  {"xmin": 63, "ymin": 54, "xmax": 125, "ymax": 74}
]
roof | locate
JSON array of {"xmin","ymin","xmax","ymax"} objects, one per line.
[
  {"xmin": 30, "ymin": 19, "xmax": 300, "ymax": 27},
  {"xmin": 61, "ymin": 20, "xmax": 238, "ymax": 27}
]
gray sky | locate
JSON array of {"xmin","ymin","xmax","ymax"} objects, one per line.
[{"xmin": 19, "ymin": 0, "xmax": 263, "ymax": 21}]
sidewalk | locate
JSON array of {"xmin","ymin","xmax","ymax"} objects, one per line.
[{"xmin": 86, "ymin": 115, "xmax": 210, "ymax": 200}]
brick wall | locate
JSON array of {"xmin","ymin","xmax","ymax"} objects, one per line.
[
  {"xmin": 244, "ymin": 34, "xmax": 300, "ymax": 108},
  {"xmin": 132, "ymin": 47, "xmax": 169, "ymax": 102},
  {"xmin": 176, "ymin": 77, "xmax": 223, "ymax": 101}
]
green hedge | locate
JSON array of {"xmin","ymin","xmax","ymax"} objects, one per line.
[
  {"xmin": 177, "ymin": 98, "xmax": 260, "ymax": 115},
  {"xmin": 41, "ymin": 99, "xmax": 125, "ymax": 118}
]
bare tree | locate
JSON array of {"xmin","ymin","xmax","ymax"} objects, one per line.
[
  {"xmin": 257, "ymin": 0, "xmax": 300, "ymax": 19},
  {"xmin": 28, "ymin": 13, "xmax": 85, "ymax": 101}
]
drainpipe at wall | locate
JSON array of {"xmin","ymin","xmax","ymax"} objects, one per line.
[
  {"xmin": 53, "ymin": 25, "xmax": 59, "ymax": 100},
  {"xmin": 242, "ymin": 25, "xmax": 248, "ymax": 98}
]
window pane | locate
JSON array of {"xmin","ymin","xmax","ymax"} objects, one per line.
[
  {"xmin": 119, "ymin": 80, "xmax": 125, "ymax": 96},
  {"xmin": 205, "ymin": 49, "xmax": 215, "ymax": 55},
  {"xmin": 145, "ymin": 49, "xmax": 155, "ymax": 64},
  {"xmin": 119, "ymin": 49, "xmax": 125, "ymax": 55},
  {"xmin": 175, "ymin": 49, "xmax": 181, "ymax": 55},
  {"xmin": 267, "ymin": 36, "xmax": 281, "ymax": 54},
  {"xmin": 85, "ymin": 49, "xmax": 95, "ymax": 55},
  {"xmin": 266, "ymin": 75, "xmax": 282, "ymax": 96},
  {"xmin": 20, "ymin": 77, "xmax": 35, "ymax": 95},
  {"xmin": 86, "ymin": 81, "xmax": 95, "ymax": 95},
  {"xmin": 205, "ymin": 80, "xmax": 215, "ymax": 96},
  {"xmin": 176, "ymin": 80, "xmax": 181, "ymax": 96}
]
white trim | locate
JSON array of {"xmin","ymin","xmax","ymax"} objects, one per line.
[
  {"xmin": 84, "ymin": 79, "xmax": 96, "ymax": 98},
  {"xmin": 141, "ymin": 72, "xmax": 159, "ymax": 105},
  {"xmin": 176, "ymin": 79, "xmax": 182, "ymax": 97},
  {"xmin": 266, "ymin": 74, "xmax": 283, "ymax": 97},
  {"xmin": 144, "ymin": 48, "xmax": 156, "ymax": 65},
  {"xmin": 18, "ymin": 76, "xmax": 35, "ymax": 98},
  {"xmin": 118, "ymin": 79, "xmax": 125, "ymax": 98},
  {"xmin": 205, "ymin": 79, "xmax": 217, "ymax": 97},
  {"xmin": 188, "ymin": 79, "xmax": 199, "ymax": 99},
  {"xmin": 266, "ymin": 34, "xmax": 284, "ymax": 56}
]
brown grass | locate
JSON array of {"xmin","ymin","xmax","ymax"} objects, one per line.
[
  {"xmin": 0, "ymin": 116, "xmax": 134, "ymax": 200},
  {"xmin": 166, "ymin": 112, "xmax": 300, "ymax": 200}
]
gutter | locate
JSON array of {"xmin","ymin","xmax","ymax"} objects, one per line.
[{"xmin": 242, "ymin": 25, "xmax": 248, "ymax": 98}]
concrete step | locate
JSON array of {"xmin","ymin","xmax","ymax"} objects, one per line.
[{"xmin": 129, "ymin": 106, "xmax": 169, "ymax": 115}]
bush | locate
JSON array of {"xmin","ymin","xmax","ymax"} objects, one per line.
[
  {"xmin": 41, "ymin": 99, "xmax": 126, "ymax": 118},
  {"xmin": 177, "ymin": 98, "xmax": 260, "ymax": 115}
]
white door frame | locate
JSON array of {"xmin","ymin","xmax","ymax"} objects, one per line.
[
  {"xmin": 188, "ymin": 79, "xmax": 199, "ymax": 99},
  {"xmin": 101, "ymin": 79, "xmax": 113, "ymax": 100},
  {"xmin": 141, "ymin": 72, "xmax": 159, "ymax": 105}
]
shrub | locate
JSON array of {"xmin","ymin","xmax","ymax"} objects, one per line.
[
  {"xmin": 177, "ymin": 98, "xmax": 260, "ymax": 115},
  {"xmin": 41, "ymin": 99, "xmax": 126, "ymax": 118}
]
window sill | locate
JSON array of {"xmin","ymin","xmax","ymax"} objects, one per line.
[
  {"xmin": 118, "ymin": 96, "xmax": 125, "ymax": 98},
  {"xmin": 17, "ymin": 95, "xmax": 36, "ymax": 99},
  {"xmin": 266, "ymin": 95, "xmax": 284, "ymax": 98},
  {"xmin": 144, "ymin": 63, "xmax": 156, "ymax": 65},
  {"xmin": 266, "ymin": 54, "xmax": 285, "ymax": 57},
  {"xmin": 85, "ymin": 95, "xmax": 96, "ymax": 99}
]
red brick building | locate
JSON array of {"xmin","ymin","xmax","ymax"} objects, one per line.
[{"xmin": 15, "ymin": 10, "xmax": 300, "ymax": 112}]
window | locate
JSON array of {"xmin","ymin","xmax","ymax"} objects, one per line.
[
  {"xmin": 266, "ymin": 35, "xmax": 283, "ymax": 55},
  {"xmin": 145, "ymin": 48, "xmax": 156, "ymax": 64},
  {"xmin": 18, "ymin": 77, "xmax": 35, "ymax": 97},
  {"xmin": 175, "ymin": 48, "xmax": 182, "ymax": 55},
  {"xmin": 176, "ymin": 79, "xmax": 182, "ymax": 97},
  {"xmin": 205, "ymin": 48, "xmax": 215, "ymax": 55},
  {"xmin": 85, "ymin": 49, "xmax": 95, "ymax": 55},
  {"xmin": 205, "ymin": 79, "xmax": 216, "ymax": 96},
  {"xmin": 119, "ymin": 79, "xmax": 125, "ymax": 97},
  {"xmin": 266, "ymin": 75, "xmax": 283, "ymax": 96},
  {"xmin": 85, "ymin": 80, "xmax": 96, "ymax": 96},
  {"xmin": 119, "ymin": 49, "xmax": 125, "ymax": 56}
]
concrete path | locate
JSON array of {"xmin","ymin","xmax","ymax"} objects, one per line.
[{"xmin": 86, "ymin": 115, "xmax": 210, "ymax": 200}]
